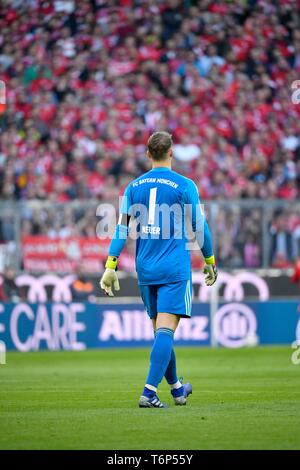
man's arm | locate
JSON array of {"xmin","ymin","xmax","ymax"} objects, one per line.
[
  {"xmin": 100, "ymin": 187, "xmax": 131, "ymax": 296},
  {"xmin": 184, "ymin": 180, "xmax": 218, "ymax": 286}
]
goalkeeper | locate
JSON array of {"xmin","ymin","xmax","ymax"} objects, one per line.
[{"xmin": 100, "ymin": 131, "xmax": 217, "ymax": 408}]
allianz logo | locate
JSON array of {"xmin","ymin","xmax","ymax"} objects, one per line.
[
  {"xmin": 99, "ymin": 310, "xmax": 209, "ymax": 342},
  {"xmin": 193, "ymin": 271, "xmax": 269, "ymax": 348}
]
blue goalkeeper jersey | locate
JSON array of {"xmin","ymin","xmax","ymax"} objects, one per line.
[{"xmin": 118, "ymin": 167, "xmax": 208, "ymax": 285}]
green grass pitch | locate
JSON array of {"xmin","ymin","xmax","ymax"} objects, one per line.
[{"xmin": 0, "ymin": 346, "xmax": 299, "ymax": 450}]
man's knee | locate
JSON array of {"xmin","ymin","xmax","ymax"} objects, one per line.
[{"xmin": 156, "ymin": 312, "xmax": 180, "ymax": 331}]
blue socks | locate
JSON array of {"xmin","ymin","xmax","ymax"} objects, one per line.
[
  {"xmin": 165, "ymin": 349, "xmax": 178, "ymax": 385},
  {"xmin": 165, "ymin": 349, "xmax": 184, "ymax": 397},
  {"xmin": 171, "ymin": 386, "xmax": 184, "ymax": 398},
  {"xmin": 142, "ymin": 328, "xmax": 185, "ymax": 399},
  {"xmin": 144, "ymin": 327, "xmax": 174, "ymax": 393}
]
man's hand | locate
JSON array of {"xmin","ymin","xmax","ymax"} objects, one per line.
[
  {"xmin": 100, "ymin": 268, "xmax": 120, "ymax": 296},
  {"xmin": 203, "ymin": 264, "xmax": 218, "ymax": 286},
  {"xmin": 100, "ymin": 256, "xmax": 120, "ymax": 296}
]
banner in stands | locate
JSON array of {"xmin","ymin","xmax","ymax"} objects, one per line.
[
  {"xmin": 21, "ymin": 236, "xmax": 134, "ymax": 273},
  {"xmin": 0, "ymin": 301, "xmax": 299, "ymax": 351},
  {"xmin": 22, "ymin": 236, "xmax": 106, "ymax": 273}
]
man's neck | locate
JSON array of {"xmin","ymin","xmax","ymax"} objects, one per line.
[{"xmin": 152, "ymin": 159, "xmax": 172, "ymax": 170}]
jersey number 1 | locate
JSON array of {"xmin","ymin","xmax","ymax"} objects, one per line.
[{"xmin": 148, "ymin": 187, "xmax": 157, "ymax": 225}]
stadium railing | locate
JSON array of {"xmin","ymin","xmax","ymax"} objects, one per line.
[{"xmin": 0, "ymin": 199, "xmax": 300, "ymax": 272}]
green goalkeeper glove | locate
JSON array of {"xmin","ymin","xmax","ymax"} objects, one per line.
[
  {"xmin": 203, "ymin": 256, "xmax": 218, "ymax": 286},
  {"xmin": 100, "ymin": 256, "xmax": 120, "ymax": 297}
]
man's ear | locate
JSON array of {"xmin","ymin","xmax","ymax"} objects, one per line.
[
  {"xmin": 147, "ymin": 150, "xmax": 152, "ymax": 160},
  {"xmin": 169, "ymin": 147, "xmax": 173, "ymax": 158}
]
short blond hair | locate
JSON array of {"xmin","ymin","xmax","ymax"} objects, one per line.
[{"xmin": 147, "ymin": 131, "xmax": 173, "ymax": 161}]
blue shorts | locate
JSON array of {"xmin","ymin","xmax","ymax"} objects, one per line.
[{"xmin": 139, "ymin": 278, "xmax": 192, "ymax": 319}]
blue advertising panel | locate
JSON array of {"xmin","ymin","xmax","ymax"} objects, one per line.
[
  {"xmin": 0, "ymin": 301, "xmax": 299, "ymax": 351},
  {"xmin": 213, "ymin": 301, "xmax": 299, "ymax": 347}
]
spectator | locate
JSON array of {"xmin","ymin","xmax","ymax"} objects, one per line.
[
  {"xmin": 244, "ymin": 234, "xmax": 261, "ymax": 268},
  {"xmin": 291, "ymin": 258, "xmax": 300, "ymax": 284},
  {"xmin": 0, "ymin": 276, "xmax": 7, "ymax": 302},
  {"xmin": 270, "ymin": 214, "xmax": 293, "ymax": 267},
  {"xmin": 173, "ymin": 135, "xmax": 201, "ymax": 164},
  {"xmin": 70, "ymin": 264, "xmax": 95, "ymax": 301},
  {"xmin": 2, "ymin": 266, "xmax": 21, "ymax": 302}
]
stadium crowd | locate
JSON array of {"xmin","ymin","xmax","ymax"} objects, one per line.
[{"xmin": 0, "ymin": 0, "xmax": 300, "ymax": 270}]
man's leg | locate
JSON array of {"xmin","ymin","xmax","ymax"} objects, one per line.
[
  {"xmin": 139, "ymin": 279, "xmax": 193, "ymax": 407},
  {"xmin": 165, "ymin": 349, "xmax": 182, "ymax": 389},
  {"xmin": 152, "ymin": 318, "xmax": 182, "ymax": 392},
  {"xmin": 140, "ymin": 313, "xmax": 180, "ymax": 407}
]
